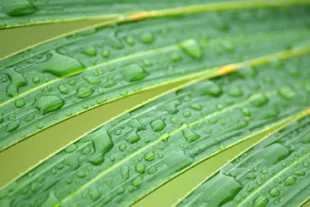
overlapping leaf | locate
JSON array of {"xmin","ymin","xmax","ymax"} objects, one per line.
[
  {"xmin": 1, "ymin": 5, "xmax": 310, "ymax": 151},
  {"xmin": 1, "ymin": 51, "xmax": 310, "ymax": 206},
  {"xmin": 177, "ymin": 114, "xmax": 310, "ymax": 207},
  {"xmin": 0, "ymin": 0, "xmax": 308, "ymax": 29}
]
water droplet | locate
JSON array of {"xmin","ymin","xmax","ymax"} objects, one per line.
[
  {"xmin": 182, "ymin": 128, "xmax": 200, "ymax": 143},
  {"xmin": 24, "ymin": 114, "xmax": 34, "ymax": 122},
  {"xmin": 132, "ymin": 175, "xmax": 143, "ymax": 186},
  {"xmin": 241, "ymin": 107, "xmax": 251, "ymax": 116},
  {"xmin": 15, "ymin": 99, "xmax": 25, "ymax": 108},
  {"xmin": 250, "ymin": 93, "xmax": 269, "ymax": 107},
  {"xmin": 144, "ymin": 151, "xmax": 155, "ymax": 161},
  {"xmin": 83, "ymin": 76, "xmax": 101, "ymax": 85},
  {"xmin": 6, "ymin": 69, "xmax": 27, "ymax": 97},
  {"xmin": 121, "ymin": 167, "xmax": 130, "ymax": 180},
  {"xmin": 82, "ymin": 147, "xmax": 91, "ymax": 155},
  {"xmin": 170, "ymin": 53, "xmax": 182, "ymax": 62},
  {"xmin": 143, "ymin": 60, "xmax": 152, "ymax": 67},
  {"xmin": 165, "ymin": 100, "xmax": 180, "ymax": 114},
  {"xmin": 199, "ymin": 81, "xmax": 222, "ymax": 97},
  {"xmin": 41, "ymin": 192, "xmax": 60, "ymax": 207},
  {"xmin": 254, "ymin": 196, "xmax": 268, "ymax": 207},
  {"xmin": 34, "ymin": 95, "xmax": 64, "ymax": 115},
  {"xmin": 179, "ymin": 39, "xmax": 203, "ymax": 59},
  {"xmin": 228, "ymin": 86, "xmax": 243, "ymax": 97},
  {"xmin": 278, "ymin": 86, "xmax": 296, "ymax": 99},
  {"xmin": 125, "ymin": 36, "xmax": 135, "ymax": 46},
  {"xmin": 183, "ymin": 111, "xmax": 191, "ymax": 118},
  {"xmin": 285, "ymin": 176, "xmax": 296, "ymax": 185},
  {"xmin": 31, "ymin": 183, "xmax": 37, "ymax": 192},
  {"xmin": 147, "ymin": 167, "xmax": 157, "ymax": 174},
  {"xmin": 77, "ymin": 171, "xmax": 86, "ymax": 178},
  {"xmin": 247, "ymin": 184, "xmax": 254, "ymax": 192},
  {"xmin": 89, "ymin": 155, "xmax": 104, "ymax": 166},
  {"xmin": 135, "ymin": 163, "xmax": 145, "ymax": 174},
  {"xmin": 83, "ymin": 46, "xmax": 97, "ymax": 56},
  {"xmin": 246, "ymin": 172, "xmax": 256, "ymax": 180},
  {"xmin": 293, "ymin": 170, "xmax": 305, "ymax": 176},
  {"xmin": 58, "ymin": 84, "xmax": 69, "ymax": 94},
  {"xmin": 69, "ymin": 80, "xmax": 76, "ymax": 85},
  {"xmin": 6, "ymin": 120, "xmax": 20, "ymax": 132},
  {"xmin": 77, "ymin": 87, "xmax": 94, "ymax": 98},
  {"xmin": 65, "ymin": 144, "xmax": 77, "ymax": 153},
  {"xmin": 89, "ymin": 187, "xmax": 100, "ymax": 201},
  {"xmin": 120, "ymin": 64, "xmax": 148, "ymax": 82},
  {"xmin": 190, "ymin": 103, "xmax": 202, "ymax": 111},
  {"xmin": 100, "ymin": 48, "xmax": 110, "ymax": 58},
  {"xmin": 2, "ymin": 0, "xmax": 37, "ymax": 16},
  {"xmin": 261, "ymin": 168, "xmax": 268, "ymax": 174},
  {"xmin": 222, "ymin": 40, "xmax": 235, "ymax": 52},
  {"xmin": 42, "ymin": 51, "xmax": 85, "ymax": 77},
  {"xmin": 119, "ymin": 144, "xmax": 126, "ymax": 152},
  {"xmin": 125, "ymin": 130, "xmax": 140, "ymax": 144},
  {"xmin": 140, "ymin": 32, "xmax": 155, "ymax": 44},
  {"xmin": 269, "ymin": 188, "xmax": 280, "ymax": 197},
  {"xmin": 32, "ymin": 76, "xmax": 40, "ymax": 83},
  {"xmin": 150, "ymin": 119, "xmax": 166, "ymax": 132}
]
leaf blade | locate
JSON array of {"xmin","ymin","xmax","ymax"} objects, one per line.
[
  {"xmin": 1, "ymin": 5, "xmax": 310, "ymax": 151},
  {"xmin": 176, "ymin": 111, "xmax": 310, "ymax": 207},
  {"xmin": 1, "ymin": 50, "xmax": 310, "ymax": 206},
  {"xmin": 1, "ymin": 0, "xmax": 309, "ymax": 29}
]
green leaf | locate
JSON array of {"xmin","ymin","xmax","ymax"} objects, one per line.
[
  {"xmin": 0, "ymin": 0, "xmax": 309, "ymax": 29},
  {"xmin": 1, "ymin": 52, "xmax": 310, "ymax": 206},
  {"xmin": 176, "ymin": 113, "xmax": 310, "ymax": 207},
  {"xmin": 1, "ymin": 5, "xmax": 310, "ymax": 151}
]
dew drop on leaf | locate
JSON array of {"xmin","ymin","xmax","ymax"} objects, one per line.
[
  {"xmin": 278, "ymin": 86, "xmax": 296, "ymax": 99},
  {"xmin": 179, "ymin": 39, "xmax": 203, "ymax": 59},
  {"xmin": 150, "ymin": 119, "xmax": 166, "ymax": 132},
  {"xmin": 144, "ymin": 151, "xmax": 155, "ymax": 161},
  {"xmin": 182, "ymin": 128, "xmax": 200, "ymax": 143},
  {"xmin": 120, "ymin": 64, "xmax": 148, "ymax": 82},
  {"xmin": 140, "ymin": 32, "xmax": 155, "ymax": 44},
  {"xmin": 34, "ymin": 95, "xmax": 64, "ymax": 115},
  {"xmin": 2, "ymin": 0, "xmax": 38, "ymax": 16},
  {"xmin": 15, "ymin": 99, "xmax": 25, "ymax": 108},
  {"xmin": 285, "ymin": 176, "xmax": 296, "ymax": 186},
  {"xmin": 58, "ymin": 84, "xmax": 69, "ymax": 94},
  {"xmin": 83, "ymin": 46, "xmax": 97, "ymax": 56},
  {"xmin": 77, "ymin": 87, "xmax": 94, "ymax": 99},
  {"xmin": 6, "ymin": 120, "xmax": 20, "ymax": 132},
  {"xmin": 135, "ymin": 163, "xmax": 146, "ymax": 174},
  {"xmin": 254, "ymin": 196, "xmax": 269, "ymax": 207}
]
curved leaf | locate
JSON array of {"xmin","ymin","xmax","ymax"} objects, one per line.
[
  {"xmin": 1, "ymin": 5, "xmax": 310, "ymax": 151},
  {"xmin": 176, "ymin": 113, "xmax": 310, "ymax": 207},
  {"xmin": 1, "ymin": 52, "xmax": 310, "ymax": 206},
  {"xmin": 0, "ymin": 0, "xmax": 309, "ymax": 29}
]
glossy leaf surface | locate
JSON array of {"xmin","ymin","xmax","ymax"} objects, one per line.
[
  {"xmin": 1, "ymin": 5, "xmax": 310, "ymax": 151},
  {"xmin": 177, "ymin": 115, "xmax": 310, "ymax": 207},
  {"xmin": 1, "ymin": 53, "xmax": 310, "ymax": 206}
]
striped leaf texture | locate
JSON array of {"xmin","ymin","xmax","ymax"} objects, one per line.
[
  {"xmin": 1, "ymin": 5, "xmax": 310, "ymax": 151},
  {"xmin": 1, "ymin": 52, "xmax": 310, "ymax": 206},
  {"xmin": 0, "ymin": 0, "xmax": 308, "ymax": 29},
  {"xmin": 177, "ymin": 115, "xmax": 310, "ymax": 207}
]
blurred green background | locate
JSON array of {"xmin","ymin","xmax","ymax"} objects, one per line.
[{"xmin": 0, "ymin": 20, "xmax": 309, "ymax": 207}]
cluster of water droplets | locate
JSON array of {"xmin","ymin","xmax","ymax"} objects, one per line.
[
  {"xmin": 1, "ymin": 6, "xmax": 309, "ymax": 151},
  {"xmin": 1, "ymin": 53, "xmax": 310, "ymax": 206},
  {"xmin": 178, "ymin": 116, "xmax": 310, "ymax": 207}
]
